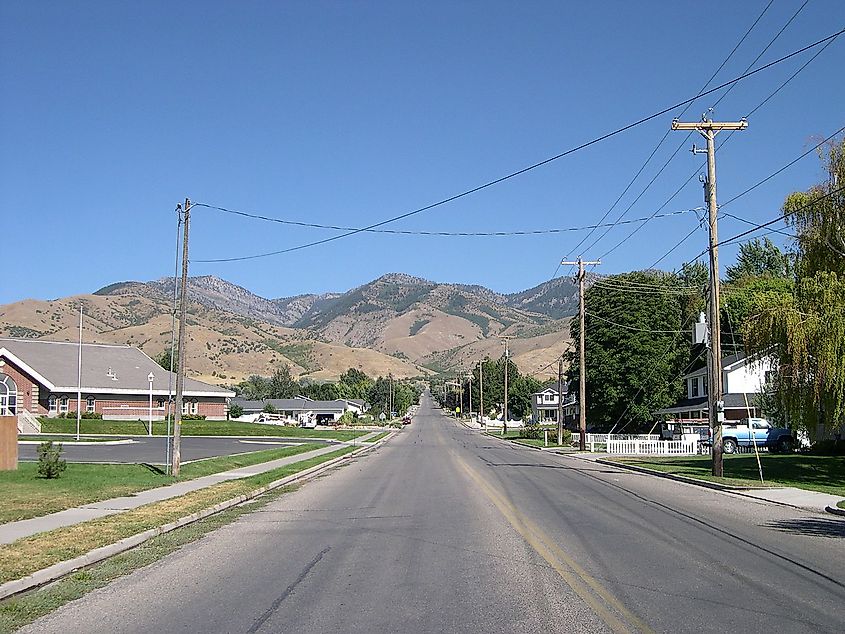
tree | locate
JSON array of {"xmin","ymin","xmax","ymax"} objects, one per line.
[
  {"xmin": 236, "ymin": 375, "xmax": 271, "ymax": 400},
  {"xmin": 338, "ymin": 367, "xmax": 373, "ymax": 400},
  {"xmin": 721, "ymin": 276, "xmax": 793, "ymax": 353},
  {"xmin": 744, "ymin": 138, "xmax": 845, "ymax": 439},
  {"xmin": 228, "ymin": 403, "xmax": 244, "ymax": 419},
  {"xmin": 725, "ymin": 237, "xmax": 791, "ymax": 284},
  {"xmin": 268, "ymin": 364, "xmax": 299, "ymax": 398},
  {"xmin": 509, "ymin": 375, "xmax": 543, "ymax": 419},
  {"xmin": 154, "ymin": 346, "xmax": 178, "ymax": 372},
  {"xmin": 568, "ymin": 271, "xmax": 691, "ymax": 432}
]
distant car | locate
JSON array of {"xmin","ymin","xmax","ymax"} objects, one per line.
[{"xmin": 402, "ymin": 415, "xmax": 412, "ymax": 425}]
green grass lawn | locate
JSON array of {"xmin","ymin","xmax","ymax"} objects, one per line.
[
  {"xmin": 0, "ymin": 445, "xmax": 358, "ymax": 592},
  {"xmin": 365, "ymin": 431, "xmax": 390, "ymax": 443},
  {"xmin": 485, "ymin": 429, "xmax": 572, "ymax": 448},
  {"xmin": 0, "ymin": 443, "xmax": 322, "ymax": 525},
  {"xmin": 39, "ymin": 418, "xmax": 367, "ymax": 440},
  {"xmin": 616, "ymin": 454, "xmax": 845, "ymax": 498}
]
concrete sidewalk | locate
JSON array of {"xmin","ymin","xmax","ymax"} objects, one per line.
[
  {"xmin": 0, "ymin": 433, "xmax": 380, "ymax": 545},
  {"xmin": 585, "ymin": 455, "xmax": 845, "ymax": 514}
]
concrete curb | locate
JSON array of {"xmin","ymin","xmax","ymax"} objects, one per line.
[
  {"xmin": 825, "ymin": 505, "xmax": 845, "ymax": 517},
  {"xmin": 595, "ymin": 458, "xmax": 749, "ymax": 492},
  {"xmin": 0, "ymin": 433, "xmax": 392, "ymax": 601},
  {"xmin": 597, "ymin": 458, "xmax": 845, "ymax": 516}
]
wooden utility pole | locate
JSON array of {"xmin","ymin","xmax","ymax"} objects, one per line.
[
  {"xmin": 561, "ymin": 258, "xmax": 600, "ymax": 450},
  {"xmin": 557, "ymin": 358, "xmax": 564, "ymax": 445},
  {"xmin": 388, "ymin": 373, "xmax": 393, "ymax": 418},
  {"xmin": 499, "ymin": 336, "xmax": 512, "ymax": 434},
  {"xmin": 672, "ymin": 117, "xmax": 747, "ymax": 477},
  {"xmin": 458, "ymin": 374, "xmax": 463, "ymax": 419},
  {"xmin": 478, "ymin": 360, "xmax": 484, "ymax": 426},
  {"xmin": 172, "ymin": 198, "xmax": 191, "ymax": 477},
  {"xmin": 466, "ymin": 373, "xmax": 472, "ymax": 421}
]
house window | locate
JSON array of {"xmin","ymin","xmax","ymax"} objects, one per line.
[
  {"xmin": 0, "ymin": 373, "xmax": 17, "ymax": 415},
  {"xmin": 86, "ymin": 396, "xmax": 95, "ymax": 413},
  {"xmin": 158, "ymin": 399, "xmax": 165, "ymax": 409},
  {"xmin": 691, "ymin": 378, "xmax": 699, "ymax": 397},
  {"xmin": 182, "ymin": 401, "xmax": 198, "ymax": 415},
  {"xmin": 49, "ymin": 395, "xmax": 57, "ymax": 413},
  {"xmin": 59, "ymin": 396, "xmax": 69, "ymax": 414},
  {"xmin": 545, "ymin": 394, "xmax": 555, "ymax": 403}
]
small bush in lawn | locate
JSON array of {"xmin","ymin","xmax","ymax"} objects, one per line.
[
  {"xmin": 520, "ymin": 422, "xmax": 542, "ymax": 440},
  {"xmin": 228, "ymin": 404, "xmax": 244, "ymax": 419},
  {"xmin": 37, "ymin": 441, "xmax": 67, "ymax": 479}
]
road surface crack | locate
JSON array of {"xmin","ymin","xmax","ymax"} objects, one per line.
[{"xmin": 247, "ymin": 546, "xmax": 331, "ymax": 633}]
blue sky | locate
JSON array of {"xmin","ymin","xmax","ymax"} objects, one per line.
[{"xmin": 1, "ymin": 1, "xmax": 843, "ymax": 304}]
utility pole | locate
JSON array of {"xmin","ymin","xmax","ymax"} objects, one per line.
[
  {"xmin": 672, "ymin": 116, "xmax": 747, "ymax": 477},
  {"xmin": 458, "ymin": 374, "xmax": 463, "ymax": 419},
  {"xmin": 560, "ymin": 257, "xmax": 600, "ymax": 451},
  {"xmin": 466, "ymin": 373, "xmax": 472, "ymax": 422},
  {"xmin": 478, "ymin": 360, "xmax": 484, "ymax": 426},
  {"xmin": 499, "ymin": 336, "xmax": 512, "ymax": 434},
  {"xmin": 172, "ymin": 198, "xmax": 191, "ymax": 477},
  {"xmin": 557, "ymin": 358, "xmax": 564, "ymax": 446}
]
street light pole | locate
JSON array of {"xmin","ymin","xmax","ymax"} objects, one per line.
[{"xmin": 148, "ymin": 372, "xmax": 155, "ymax": 437}]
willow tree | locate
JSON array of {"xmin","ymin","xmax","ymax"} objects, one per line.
[{"xmin": 744, "ymin": 139, "xmax": 845, "ymax": 439}]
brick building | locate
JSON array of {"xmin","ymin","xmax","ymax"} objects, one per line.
[{"xmin": 0, "ymin": 338, "xmax": 233, "ymax": 420}]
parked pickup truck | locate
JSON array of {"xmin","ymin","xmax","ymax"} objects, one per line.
[{"xmin": 720, "ymin": 418, "xmax": 794, "ymax": 454}]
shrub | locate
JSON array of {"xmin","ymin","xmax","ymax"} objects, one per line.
[
  {"xmin": 808, "ymin": 439, "xmax": 845, "ymax": 456},
  {"xmin": 228, "ymin": 404, "xmax": 244, "ymax": 419},
  {"xmin": 520, "ymin": 422, "xmax": 542, "ymax": 440},
  {"xmin": 181, "ymin": 414, "xmax": 207, "ymax": 421},
  {"xmin": 37, "ymin": 441, "xmax": 67, "ymax": 479},
  {"xmin": 337, "ymin": 411, "xmax": 355, "ymax": 425}
]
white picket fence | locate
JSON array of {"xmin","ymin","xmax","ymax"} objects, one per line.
[
  {"xmin": 606, "ymin": 438, "xmax": 699, "ymax": 456},
  {"xmin": 580, "ymin": 433, "xmax": 660, "ymax": 452}
]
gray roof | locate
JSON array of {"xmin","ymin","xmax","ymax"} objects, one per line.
[
  {"xmin": 0, "ymin": 338, "xmax": 233, "ymax": 397},
  {"xmin": 653, "ymin": 393, "xmax": 759, "ymax": 415}
]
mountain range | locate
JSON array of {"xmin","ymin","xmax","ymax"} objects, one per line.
[{"xmin": 0, "ymin": 273, "xmax": 591, "ymax": 385}]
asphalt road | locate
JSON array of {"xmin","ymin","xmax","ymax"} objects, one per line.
[
  {"xmin": 17, "ymin": 436, "xmax": 329, "ymax": 465},
  {"xmin": 25, "ymin": 396, "xmax": 845, "ymax": 633}
]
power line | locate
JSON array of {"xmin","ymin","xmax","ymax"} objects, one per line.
[
  {"xmin": 711, "ymin": 0, "xmax": 809, "ymax": 111},
  {"xmin": 585, "ymin": 311, "xmax": 685, "ymax": 334},
  {"xmin": 586, "ymin": 26, "xmax": 843, "ymax": 265},
  {"xmin": 192, "ymin": 203, "xmax": 700, "ymax": 237},
  {"xmin": 557, "ymin": 0, "xmax": 777, "ymax": 276},
  {"xmin": 720, "ymin": 211, "xmax": 794, "ymax": 239},
  {"xmin": 704, "ymin": 185, "xmax": 845, "ymax": 253},
  {"xmin": 193, "ymin": 28, "xmax": 845, "ymax": 265},
  {"xmin": 621, "ymin": 123, "xmax": 845, "ymax": 271},
  {"xmin": 719, "ymin": 125, "xmax": 845, "ymax": 209}
]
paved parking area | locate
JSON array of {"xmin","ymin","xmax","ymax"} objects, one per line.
[{"xmin": 17, "ymin": 436, "xmax": 336, "ymax": 465}]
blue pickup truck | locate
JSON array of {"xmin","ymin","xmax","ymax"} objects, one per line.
[{"xmin": 720, "ymin": 418, "xmax": 794, "ymax": 454}]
